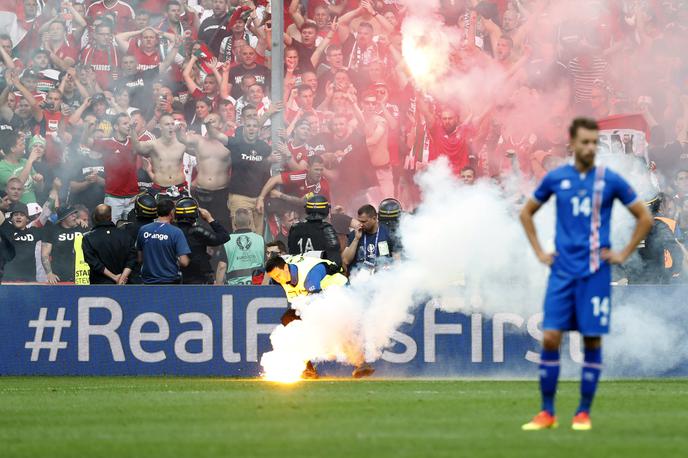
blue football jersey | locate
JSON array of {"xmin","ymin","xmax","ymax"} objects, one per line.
[{"xmin": 533, "ymin": 164, "xmax": 638, "ymax": 278}]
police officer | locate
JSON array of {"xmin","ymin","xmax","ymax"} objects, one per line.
[
  {"xmin": 288, "ymin": 194, "xmax": 342, "ymax": 266},
  {"xmin": 626, "ymin": 194, "xmax": 683, "ymax": 284},
  {"xmin": 121, "ymin": 193, "xmax": 158, "ymax": 284},
  {"xmin": 174, "ymin": 197, "xmax": 230, "ymax": 284},
  {"xmin": 378, "ymin": 198, "xmax": 403, "ymax": 252},
  {"xmin": 82, "ymin": 205, "xmax": 138, "ymax": 284}
]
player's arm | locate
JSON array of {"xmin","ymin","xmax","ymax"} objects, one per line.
[
  {"xmin": 601, "ymin": 200, "xmax": 652, "ymax": 264},
  {"xmin": 519, "ymin": 198, "xmax": 555, "ymax": 266}
]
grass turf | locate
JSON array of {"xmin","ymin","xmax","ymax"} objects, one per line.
[{"xmin": 0, "ymin": 378, "xmax": 686, "ymax": 458}]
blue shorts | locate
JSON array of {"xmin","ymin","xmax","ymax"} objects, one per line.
[{"xmin": 542, "ymin": 263, "xmax": 611, "ymax": 335}]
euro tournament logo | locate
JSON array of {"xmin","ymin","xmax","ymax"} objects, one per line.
[{"xmin": 236, "ymin": 235, "xmax": 252, "ymax": 251}]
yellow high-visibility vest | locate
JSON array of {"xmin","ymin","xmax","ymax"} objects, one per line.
[
  {"xmin": 74, "ymin": 233, "xmax": 90, "ymax": 285},
  {"xmin": 280, "ymin": 255, "xmax": 347, "ymax": 301}
]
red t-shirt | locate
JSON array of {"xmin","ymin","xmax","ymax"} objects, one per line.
[
  {"xmin": 55, "ymin": 37, "xmax": 79, "ymax": 63},
  {"xmin": 93, "ymin": 137, "xmax": 140, "ymax": 197},
  {"xmin": 288, "ymin": 140, "xmax": 315, "ymax": 164},
  {"xmin": 127, "ymin": 40, "xmax": 161, "ymax": 71},
  {"xmin": 86, "ymin": 0, "xmax": 135, "ymax": 34},
  {"xmin": 80, "ymin": 45, "xmax": 121, "ymax": 90},
  {"xmin": 428, "ymin": 123, "xmax": 473, "ymax": 175},
  {"xmin": 280, "ymin": 170, "xmax": 330, "ymax": 200}
]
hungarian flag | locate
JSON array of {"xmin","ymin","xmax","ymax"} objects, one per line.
[{"xmin": 0, "ymin": 0, "xmax": 27, "ymax": 47}]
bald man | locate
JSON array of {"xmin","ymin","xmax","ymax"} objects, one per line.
[{"xmin": 81, "ymin": 204, "xmax": 138, "ymax": 284}]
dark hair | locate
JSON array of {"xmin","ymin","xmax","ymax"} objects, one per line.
[
  {"xmin": 358, "ymin": 204, "xmax": 377, "ymax": 218},
  {"xmin": 307, "ymin": 155, "xmax": 324, "ymax": 166},
  {"xmin": 297, "ymin": 84, "xmax": 314, "ymax": 95},
  {"xmin": 166, "ymin": 0, "xmax": 182, "ymax": 10},
  {"xmin": 113, "ymin": 112, "xmax": 130, "ymax": 127},
  {"xmin": 266, "ymin": 240, "xmax": 287, "ymax": 253},
  {"xmin": 0, "ymin": 131, "xmax": 19, "ymax": 154},
  {"xmin": 568, "ymin": 117, "xmax": 599, "ymax": 139},
  {"xmin": 359, "ymin": 22, "xmax": 374, "ymax": 31},
  {"xmin": 460, "ymin": 166, "xmax": 476, "ymax": 174},
  {"xmin": 265, "ymin": 255, "xmax": 287, "ymax": 273},
  {"xmin": 301, "ymin": 22, "xmax": 318, "ymax": 32},
  {"xmin": 157, "ymin": 199, "xmax": 175, "ymax": 217}
]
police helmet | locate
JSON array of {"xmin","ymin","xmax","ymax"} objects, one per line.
[
  {"xmin": 645, "ymin": 193, "xmax": 663, "ymax": 215},
  {"xmin": 378, "ymin": 198, "xmax": 402, "ymax": 222},
  {"xmin": 305, "ymin": 194, "xmax": 330, "ymax": 219},
  {"xmin": 135, "ymin": 192, "xmax": 158, "ymax": 218},
  {"xmin": 174, "ymin": 196, "xmax": 199, "ymax": 221}
]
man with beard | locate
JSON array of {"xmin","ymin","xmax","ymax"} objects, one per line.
[
  {"xmin": 41, "ymin": 207, "xmax": 86, "ymax": 284},
  {"xmin": 85, "ymin": 113, "xmax": 140, "ymax": 222},
  {"xmin": 206, "ymin": 117, "xmax": 279, "ymax": 235}
]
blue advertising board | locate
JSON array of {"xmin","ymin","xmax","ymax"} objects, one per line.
[{"xmin": 1, "ymin": 285, "xmax": 686, "ymax": 377}]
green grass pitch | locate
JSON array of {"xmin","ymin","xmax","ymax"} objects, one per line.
[{"xmin": 1, "ymin": 378, "xmax": 686, "ymax": 457}]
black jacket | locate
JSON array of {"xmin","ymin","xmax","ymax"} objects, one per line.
[
  {"xmin": 176, "ymin": 220, "xmax": 230, "ymax": 284},
  {"xmin": 82, "ymin": 222, "xmax": 137, "ymax": 284},
  {"xmin": 288, "ymin": 218, "xmax": 342, "ymax": 266}
]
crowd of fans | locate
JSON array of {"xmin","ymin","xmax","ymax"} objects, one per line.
[{"xmin": 0, "ymin": 0, "xmax": 687, "ymax": 285}]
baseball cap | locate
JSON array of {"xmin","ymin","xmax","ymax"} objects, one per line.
[
  {"xmin": 9, "ymin": 202, "xmax": 29, "ymax": 216},
  {"xmin": 56, "ymin": 206, "xmax": 78, "ymax": 222}
]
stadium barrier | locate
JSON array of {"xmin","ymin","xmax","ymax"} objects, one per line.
[{"xmin": 1, "ymin": 285, "xmax": 686, "ymax": 377}]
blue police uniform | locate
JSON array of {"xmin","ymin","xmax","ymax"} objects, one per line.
[{"xmin": 533, "ymin": 164, "xmax": 638, "ymax": 335}]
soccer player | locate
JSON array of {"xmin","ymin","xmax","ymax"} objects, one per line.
[
  {"xmin": 265, "ymin": 255, "xmax": 375, "ymax": 379},
  {"xmin": 519, "ymin": 118, "xmax": 652, "ymax": 431}
]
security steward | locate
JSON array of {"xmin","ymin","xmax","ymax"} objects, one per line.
[
  {"xmin": 265, "ymin": 254, "xmax": 375, "ymax": 379},
  {"xmin": 121, "ymin": 193, "xmax": 158, "ymax": 284},
  {"xmin": 288, "ymin": 194, "xmax": 342, "ymax": 265},
  {"xmin": 627, "ymin": 193, "xmax": 683, "ymax": 284},
  {"xmin": 82, "ymin": 204, "xmax": 138, "ymax": 284},
  {"xmin": 174, "ymin": 197, "xmax": 230, "ymax": 284},
  {"xmin": 378, "ymin": 198, "xmax": 403, "ymax": 252}
]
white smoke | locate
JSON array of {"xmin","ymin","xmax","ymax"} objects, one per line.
[{"xmin": 261, "ymin": 157, "xmax": 688, "ymax": 378}]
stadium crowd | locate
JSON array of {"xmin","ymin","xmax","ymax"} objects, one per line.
[{"xmin": 0, "ymin": 0, "xmax": 687, "ymax": 285}]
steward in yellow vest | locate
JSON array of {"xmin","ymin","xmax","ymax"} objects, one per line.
[{"xmin": 265, "ymin": 255, "xmax": 374, "ymax": 379}]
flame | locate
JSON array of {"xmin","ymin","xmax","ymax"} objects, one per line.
[
  {"xmin": 401, "ymin": 17, "xmax": 452, "ymax": 90},
  {"xmin": 260, "ymin": 350, "xmax": 304, "ymax": 384}
]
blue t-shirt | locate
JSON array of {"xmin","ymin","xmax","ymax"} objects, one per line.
[
  {"xmin": 347, "ymin": 224, "xmax": 394, "ymax": 271},
  {"xmin": 288, "ymin": 263, "xmax": 328, "ymax": 293},
  {"xmin": 533, "ymin": 164, "xmax": 638, "ymax": 278},
  {"xmin": 136, "ymin": 222, "xmax": 191, "ymax": 284}
]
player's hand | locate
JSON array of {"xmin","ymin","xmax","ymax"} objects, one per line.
[
  {"xmin": 47, "ymin": 273, "xmax": 60, "ymax": 284},
  {"xmin": 536, "ymin": 251, "xmax": 556, "ymax": 266},
  {"xmin": 601, "ymin": 248, "xmax": 626, "ymax": 265},
  {"xmin": 255, "ymin": 197, "xmax": 265, "ymax": 214},
  {"xmin": 117, "ymin": 274, "xmax": 128, "ymax": 285}
]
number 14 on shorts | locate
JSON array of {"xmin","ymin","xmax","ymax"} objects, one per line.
[{"xmin": 591, "ymin": 296, "xmax": 610, "ymax": 326}]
